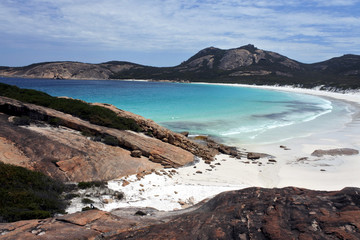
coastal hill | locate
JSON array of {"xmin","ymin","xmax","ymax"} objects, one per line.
[
  {"xmin": 1, "ymin": 44, "xmax": 360, "ymax": 90},
  {"xmin": 0, "ymin": 61, "xmax": 141, "ymax": 81}
]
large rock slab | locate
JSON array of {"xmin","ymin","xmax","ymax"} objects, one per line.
[
  {"xmin": 111, "ymin": 187, "xmax": 360, "ymax": 240},
  {"xmin": 0, "ymin": 136, "xmax": 32, "ymax": 169},
  {"xmin": 0, "ymin": 96, "xmax": 197, "ymax": 181},
  {"xmin": 2, "ymin": 187, "xmax": 360, "ymax": 239},
  {"xmin": 0, "ymin": 210, "xmax": 107, "ymax": 240},
  {"xmin": 0, "ymin": 208, "xmax": 180, "ymax": 239},
  {"xmin": 0, "ymin": 96, "xmax": 194, "ymax": 167},
  {"xmin": 0, "ymin": 113, "xmax": 162, "ymax": 182},
  {"xmin": 311, "ymin": 148, "xmax": 359, "ymax": 157}
]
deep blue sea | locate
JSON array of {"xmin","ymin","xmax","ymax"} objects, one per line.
[{"xmin": 0, "ymin": 78, "xmax": 353, "ymax": 146}]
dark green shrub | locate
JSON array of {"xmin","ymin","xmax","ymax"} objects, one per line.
[
  {"xmin": 114, "ymin": 191, "xmax": 124, "ymax": 200},
  {"xmin": 94, "ymin": 135, "xmax": 102, "ymax": 142},
  {"xmin": 12, "ymin": 116, "xmax": 31, "ymax": 126},
  {"xmin": 0, "ymin": 82, "xmax": 142, "ymax": 132},
  {"xmin": 77, "ymin": 181, "xmax": 107, "ymax": 189},
  {"xmin": 80, "ymin": 128, "xmax": 96, "ymax": 137},
  {"xmin": 81, "ymin": 198, "xmax": 94, "ymax": 204},
  {"xmin": 82, "ymin": 206, "xmax": 97, "ymax": 211},
  {"xmin": 0, "ymin": 162, "xmax": 66, "ymax": 222},
  {"xmin": 145, "ymin": 130, "xmax": 154, "ymax": 137},
  {"xmin": 102, "ymin": 135, "xmax": 119, "ymax": 146},
  {"xmin": 77, "ymin": 182, "xmax": 92, "ymax": 189},
  {"xmin": 48, "ymin": 117, "xmax": 63, "ymax": 127},
  {"xmin": 92, "ymin": 181, "xmax": 107, "ymax": 188},
  {"xmin": 63, "ymin": 183, "xmax": 77, "ymax": 192},
  {"xmin": 64, "ymin": 193, "xmax": 80, "ymax": 200},
  {"xmin": 17, "ymin": 210, "xmax": 51, "ymax": 220}
]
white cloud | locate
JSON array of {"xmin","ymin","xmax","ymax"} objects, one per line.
[
  {"xmin": 0, "ymin": 0, "xmax": 359, "ymax": 64},
  {"xmin": 315, "ymin": 0, "xmax": 360, "ymax": 6}
]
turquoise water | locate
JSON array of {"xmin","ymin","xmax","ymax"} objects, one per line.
[{"xmin": 0, "ymin": 78, "xmax": 353, "ymax": 146}]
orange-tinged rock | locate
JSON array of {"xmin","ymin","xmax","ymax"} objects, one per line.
[
  {"xmin": 0, "ymin": 96, "xmax": 197, "ymax": 182},
  {"xmin": 56, "ymin": 210, "xmax": 107, "ymax": 226}
]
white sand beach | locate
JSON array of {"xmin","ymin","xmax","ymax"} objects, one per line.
[
  {"xmin": 67, "ymin": 85, "xmax": 360, "ymax": 213},
  {"xmin": 229, "ymin": 84, "xmax": 360, "ymax": 190}
]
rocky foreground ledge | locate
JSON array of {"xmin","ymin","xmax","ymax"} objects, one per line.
[{"xmin": 1, "ymin": 187, "xmax": 359, "ymax": 239}]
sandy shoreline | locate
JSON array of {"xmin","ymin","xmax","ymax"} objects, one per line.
[
  {"xmin": 195, "ymin": 82, "xmax": 360, "ymax": 102},
  {"xmin": 204, "ymin": 83, "xmax": 360, "ymax": 190},
  {"xmin": 67, "ymin": 83, "xmax": 360, "ymax": 213}
]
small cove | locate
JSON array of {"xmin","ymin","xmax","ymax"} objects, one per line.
[
  {"xmin": 3, "ymin": 77, "xmax": 359, "ymax": 212},
  {"xmin": 0, "ymin": 78, "xmax": 355, "ymax": 147}
]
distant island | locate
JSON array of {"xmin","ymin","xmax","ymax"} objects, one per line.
[{"xmin": 1, "ymin": 44, "xmax": 360, "ymax": 90}]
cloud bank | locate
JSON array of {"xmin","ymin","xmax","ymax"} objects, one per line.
[{"xmin": 1, "ymin": 0, "xmax": 359, "ymax": 66}]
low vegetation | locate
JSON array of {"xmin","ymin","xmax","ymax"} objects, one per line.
[
  {"xmin": 0, "ymin": 82, "xmax": 142, "ymax": 132},
  {"xmin": 80, "ymin": 129, "xmax": 120, "ymax": 146},
  {"xmin": 81, "ymin": 198, "xmax": 94, "ymax": 204},
  {"xmin": 0, "ymin": 162, "xmax": 66, "ymax": 222},
  {"xmin": 77, "ymin": 181, "xmax": 107, "ymax": 189},
  {"xmin": 11, "ymin": 115, "xmax": 31, "ymax": 126}
]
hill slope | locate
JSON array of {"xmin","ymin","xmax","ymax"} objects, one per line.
[
  {"xmin": 1, "ymin": 44, "xmax": 360, "ymax": 90},
  {"xmin": 0, "ymin": 61, "xmax": 142, "ymax": 80}
]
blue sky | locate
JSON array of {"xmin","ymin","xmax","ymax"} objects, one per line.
[{"xmin": 1, "ymin": 0, "xmax": 359, "ymax": 67}]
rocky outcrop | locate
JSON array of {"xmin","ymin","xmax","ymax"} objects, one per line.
[
  {"xmin": 0, "ymin": 113, "xmax": 162, "ymax": 182},
  {"xmin": 0, "ymin": 205, "xmax": 207, "ymax": 239},
  {"xmin": 110, "ymin": 187, "xmax": 360, "ymax": 239},
  {"xmin": 94, "ymin": 102, "xmax": 219, "ymax": 160},
  {"xmin": 247, "ymin": 152, "xmax": 261, "ymax": 160},
  {"xmin": 184, "ymin": 55, "xmax": 215, "ymax": 70},
  {"xmin": 219, "ymin": 48, "xmax": 265, "ymax": 70},
  {"xmin": 1, "ymin": 187, "xmax": 360, "ymax": 239},
  {"xmin": 311, "ymin": 148, "xmax": 359, "ymax": 157},
  {"xmin": 0, "ymin": 136, "xmax": 33, "ymax": 170},
  {"xmin": 0, "ymin": 96, "xmax": 197, "ymax": 181},
  {"xmin": 0, "ymin": 209, "xmax": 159, "ymax": 240}
]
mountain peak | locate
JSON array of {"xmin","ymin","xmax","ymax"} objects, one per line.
[
  {"xmin": 197, "ymin": 46, "xmax": 221, "ymax": 54},
  {"xmin": 238, "ymin": 44, "xmax": 258, "ymax": 52}
]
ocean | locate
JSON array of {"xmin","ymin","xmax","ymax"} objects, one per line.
[{"xmin": 0, "ymin": 78, "xmax": 354, "ymax": 146}]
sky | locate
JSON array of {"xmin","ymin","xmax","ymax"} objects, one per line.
[{"xmin": 1, "ymin": 0, "xmax": 360, "ymax": 67}]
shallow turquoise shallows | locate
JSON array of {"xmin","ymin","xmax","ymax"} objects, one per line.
[{"xmin": 0, "ymin": 78, "xmax": 353, "ymax": 146}]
